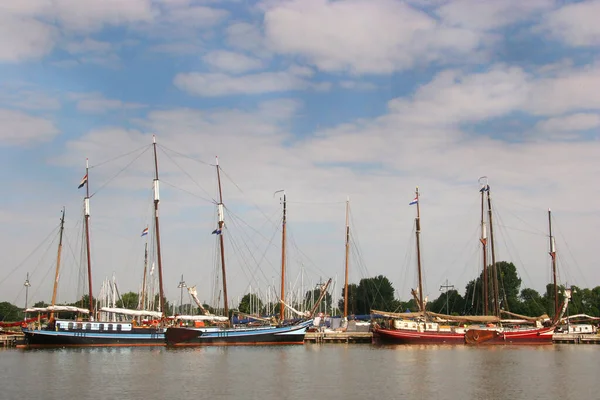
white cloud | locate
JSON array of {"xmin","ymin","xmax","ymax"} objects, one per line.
[
  {"xmin": 163, "ymin": 5, "xmax": 228, "ymax": 29},
  {"xmin": 437, "ymin": 0, "xmax": 554, "ymax": 31},
  {"xmin": 526, "ymin": 63, "xmax": 600, "ymax": 116},
  {"xmin": 174, "ymin": 67, "xmax": 318, "ymax": 96},
  {"xmin": 226, "ymin": 22, "xmax": 268, "ymax": 55},
  {"xmin": 0, "ymin": 109, "xmax": 59, "ymax": 145},
  {"xmin": 149, "ymin": 42, "xmax": 203, "ymax": 54},
  {"xmin": 538, "ymin": 0, "xmax": 600, "ymax": 46},
  {"xmin": 535, "ymin": 113, "xmax": 600, "ymax": 132},
  {"xmin": 50, "ymin": 0, "xmax": 155, "ymax": 33},
  {"xmin": 262, "ymin": 0, "xmax": 483, "ymax": 73},
  {"xmin": 387, "ymin": 66, "xmax": 530, "ymax": 126},
  {"xmin": 203, "ymin": 50, "xmax": 264, "ymax": 73},
  {"xmin": 0, "ymin": 83, "xmax": 61, "ymax": 110},
  {"xmin": 68, "ymin": 92, "xmax": 145, "ymax": 113},
  {"xmin": 0, "ymin": 14, "xmax": 56, "ymax": 62},
  {"xmin": 339, "ymin": 81, "xmax": 377, "ymax": 90},
  {"xmin": 65, "ymin": 38, "xmax": 113, "ymax": 54}
]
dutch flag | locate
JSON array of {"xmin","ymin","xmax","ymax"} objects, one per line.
[
  {"xmin": 409, "ymin": 197, "xmax": 418, "ymax": 206},
  {"xmin": 141, "ymin": 227, "xmax": 149, "ymax": 237},
  {"xmin": 78, "ymin": 174, "xmax": 88, "ymax": 189}
]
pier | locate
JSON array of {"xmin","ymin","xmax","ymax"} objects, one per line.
[
  {"xmin": 553, "ymin": 334, "xmax": 600, "ymax": 344},
  {"xmin": 305, "ymin": 331, "xmax": 372, "ymax": 344},
  {"xmin": 0, "ymin": 335, "xmax": 20, "ymax": 348}
]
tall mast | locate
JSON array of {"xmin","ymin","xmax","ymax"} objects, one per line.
[
  {"xmin": 24, "ymin": 273, "xmax": 31, "ymax": 312},
  {"xmin": 279, "ymin": 191, "xmax": 287, "ymax": 322},
  {"xmin": 83, "ymin": 158, "xmax": 94, "ymax": 318},
  {"xmin": 548, "ymin": 208, "xmax": 559, "ymax": 318},
  {"xmin": 415, "ymin": 187, "xmax": 424, "ymax": 312},
  {"xmin": 152, "ymin": 136, "xmax": 166, "ymax": 320},
  {"xmin": 215, "ymin": 157, "xmax": 229, "ymax": 317},
  {"xmin": 50, "ymin": 208, "xmax": 65, "ymax": 320},
  {"xmin": 485, "ymin": 185, "xmax": 500, "ymax": 318},
  {"xmin": 139, "ymin": 242, "xmax": 148, "ymax": 310},
  {"xmin": 479, "ymin": 181, "xmax": 488, "ymax": 315},
  {"xmin": 344, "ymin": 197, "xmax": 350, "ymax": 318}
]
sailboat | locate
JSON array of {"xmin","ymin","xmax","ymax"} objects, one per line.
[
  {"xmin": 464, "ymin": 200, "xmax": 570, "ymax": 345},
  {"xmin": 164, "ymin": 180, "xmax": 314, "ymax": 346},
  {"xmin": 371, "ymin": 187, "xmax": 481, "ymax": 344},
  {"xmin": 21, "ymin": 137, "xmax": 169, "ymax": 347}
]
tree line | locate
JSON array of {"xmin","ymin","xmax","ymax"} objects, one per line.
[{"xmin": 2, "ymin": 261, "xmax": 599, "ymax": 321}]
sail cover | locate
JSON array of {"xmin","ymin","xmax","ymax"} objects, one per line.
[
  {"xmin": 26, "ymin": 306, "xmax": 90, "ymax": 314},
  {"xmin": 100, "ymin": 307, "xmax": 162, "ymax": 318},
  {"xmin": 175, "ymin": 315, "xmax": 229, "ymax": 322}
]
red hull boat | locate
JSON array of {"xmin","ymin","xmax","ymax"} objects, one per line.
[{"xmin": 373, "ymin": 326, "xmax": 464, "ymax": 344}]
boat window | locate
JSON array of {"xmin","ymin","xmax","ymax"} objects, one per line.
[
  {"xmin": 77, "ymin": 323, "xmax": 83, "ymax": 330},
  {"xmin": 99, "ymin": 324, "xmax": 104, "ymax": 331},
  {"xmin": 116, "ymin": 324, "xmax": 122, "ymax": 332},
  {"xmin": 68, "ymin": 322, "xmax": 74, "ymax": 330},
  {"xmin": 107, "ymin": 324, "xmax": 113, "ymax": 331},
  {"xmin": 85, "ymin": 323, "xmax": 91, "ymax": 330}
]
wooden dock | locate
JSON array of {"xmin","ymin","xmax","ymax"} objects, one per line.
[
  {"xmin": 0, "ymin": 335, "xmax": 21, "ymax": 348},
  {"xmin": 553, "ymin": 334, "xmax": 600, "ymax": 344},
  {"xmin": 305, "ymin": 331, "xmax": 372, "ymax": 344}
]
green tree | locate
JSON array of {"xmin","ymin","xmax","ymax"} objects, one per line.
[
  {"xmin": 428, "ymin": 289, "xmax": 465, "ymax": 315},
  {"xmin": 519, "ymin": 288, "xmax": 546, "ymax": 317},
  {"xmin": 463, "ymin": 261, "xmax": 522, "ymax": 315},
  {"xmin": 116, "ymin": 292, "xmax": 139, "ymax": 309},
  {"xmin": 337, "ymin": 283, "xmax": 358, "ymax": 315},
  {"xmin": 353, "ymin": 275, "xmax": 396, "ymax": 315},
  {"xmin": 0, "ymin": 302, "xmax": 23, "ymax": 321},
  {"xmin": 238, "ymin": 293, "xmax": 264, "ymax": 315}
]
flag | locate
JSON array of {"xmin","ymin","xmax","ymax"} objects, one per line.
[
  {"xmin": 212, "ymin": 228, "xmax": 222, "ymax": 235},
  {"xmin": 78, "ymin": 174, "xmax": 88, "ymax": 189},
  {"xmin": 409, "ymin": 197, "xmax": 418, "ymax": 205},
  {"xmin": 141, "ymin": 227, "xmax": 148, "ymax": 237}
]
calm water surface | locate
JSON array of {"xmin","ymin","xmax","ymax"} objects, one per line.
[{"xmin": 1, "ymin": 344, "xmax": 598, "ymax": 400}]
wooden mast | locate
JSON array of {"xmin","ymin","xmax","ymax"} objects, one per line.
[
  {"xmin": 83, "ymin": 158, "xmax": 94, "ymax": 318},
  {"xmin": 414, "ymin": 187, "xmax": 424, "ymax": 312},
  {"xmin": 279, "ymin": 191, "xmax": 287, "ymax": 322},
  {"xmin": 50, "ymin": 207, "xmax": 65, "ymax": 320},
  {"xmin": 139, "ymin": 242, "xmax": 148, "ymax": 310},
  {"xmin": 480, "ymin": 183, "xmax": 488, "ymax": 315},
  {"xmin": 152, "ymin": 136, "xmax": 166, "ymax": 320},
  {"xmin": 343, "ymin": 197, "xmax": 350, "ymax": 318},
  {"xmin": 485, "ymin": 184, "xmax": 500, "ymax": 318},
  {"xmin": 548, "ymin": 208, "xmax": 559, "ymax": 318},
  {"xmin": 215, "ymin": 157, "xmax": 229, "ymax": 317}
]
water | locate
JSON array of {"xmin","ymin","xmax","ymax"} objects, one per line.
[{"xmin": 1, "ymin": 344, "xmax": 598, "ymax": 400}]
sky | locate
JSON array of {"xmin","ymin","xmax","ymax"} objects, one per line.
[{"xmin": 1, "ymin": 0, "xmax": 599, "ymax": 312}]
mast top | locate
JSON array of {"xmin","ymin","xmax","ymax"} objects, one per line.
[
  {"xmin": 152, "ymin": 134, "xmax": 156, "ymax": 144},
  {"xmin": 215, "ymin": 156, "xmax": 219, "ymax": 166},
  {"xmin": 548, "ymin": 208, "xmax": 552, "ymax": 212},
  {"xmin": 86, "ymin": 158, "xmax": 89, "ymax": 168}
]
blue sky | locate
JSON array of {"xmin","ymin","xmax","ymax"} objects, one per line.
[{"xmin": 1, "ymin": 0, "xmax": 600, "ymax": 312}]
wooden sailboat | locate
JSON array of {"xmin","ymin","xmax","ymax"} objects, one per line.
[
  {"xmin": 464, "ymin": 200, "xmax": 570, "ymax": 345},
  {"xmin": 21, "ymin": 137, "xmax": 169, "ymax": 347},
  {"xmin": 164, "ymin": 178, "xmax": 313, "ymax": 346},
  {"xmin": 372, "ymin": 187, "xmax": 477, "ymax": 344}
]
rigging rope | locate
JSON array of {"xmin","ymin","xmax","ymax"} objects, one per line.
[
  {"xmin": 90, "ymin": 146, "xmax": 151, "ymax": 198},
  {"xmin": 0, "ymin": 223, "xmax": 60, "ymax": 286}
]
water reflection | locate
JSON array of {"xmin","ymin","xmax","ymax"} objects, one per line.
[{"xmin": 2, "ymin": 345, "xmax": 599, "ymax": 400}]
